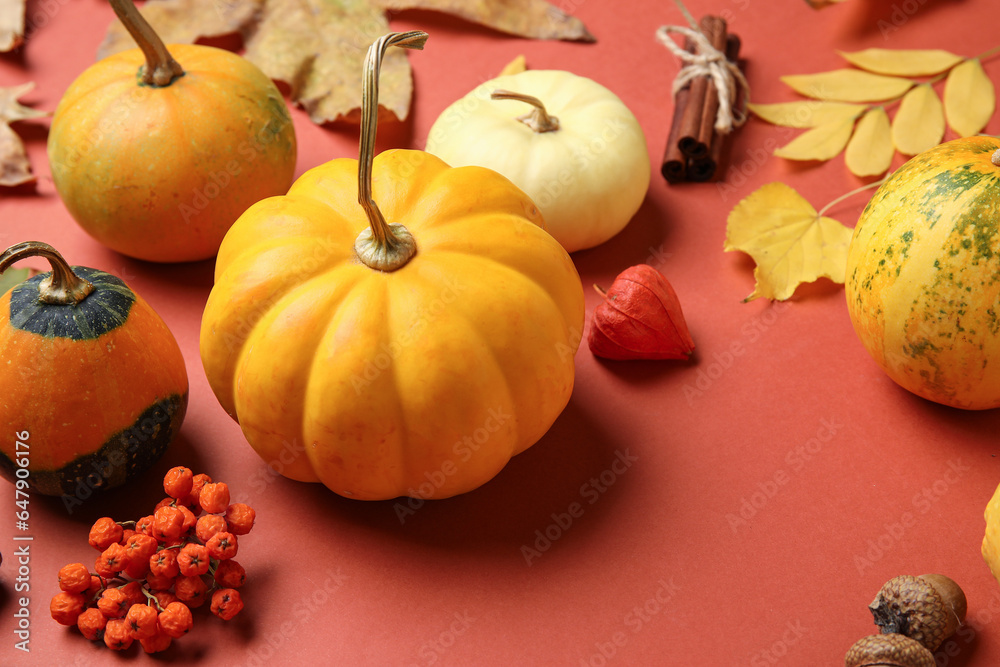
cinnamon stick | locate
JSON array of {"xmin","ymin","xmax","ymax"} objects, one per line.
[
  {"xmin": 687, "ymin": 33, "xmax": 742, "ymax": 182},
  {"xmin": 691, "ymin": 17, "xmax": 729, "ymax": 162},
  {"xmin": 661, "ymin": 36, "xmax": 695, "ymax": 183},
  {"xmin": 677, "ymin": 16, "xmax": 726, "ymax": 159}
]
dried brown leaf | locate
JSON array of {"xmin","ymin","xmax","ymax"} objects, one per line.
[
  {"xmin": 0, "ymin": 0, "xmax": 24, "ymax": 52},
  {"xmin": 0, "ymin": 82, "xmax": 49, "ymax": 187},
  {"xmin": 98, "ymin": 0, "xmax": 593, "ymax": 125}
]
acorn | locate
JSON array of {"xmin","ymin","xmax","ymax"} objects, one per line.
[
  {"xmin": 868, "ymin": 574, "xmax": 967, "ymax": 652},
  {"xmin": 844, "ymin": 633, "xmax": 935, "ymax": 667}
]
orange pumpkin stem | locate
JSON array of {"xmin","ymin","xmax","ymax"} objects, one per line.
[
  {"xmin": 490, "ymin": 90, "xmax": 561, "ymax": 133},
  {"xmin": 109, "ymin": 0, "xmax": 184, "ymax": 87},
  {"xmin": 354, "ymin": 31, "xmax": 427, "ymax": 272},
  {"xmin": 992, "ymin": 148, "xmax": 1000, "ymax": 168},
  {"xmin": 0, "ymin": 241, "xmax": 94, "ymax": 305}
]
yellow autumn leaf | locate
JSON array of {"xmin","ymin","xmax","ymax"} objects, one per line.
[
  {"xmin": 944, "ymin": 58, "xmax": 996, "ymax": 137},
  {"xmin": 498, "ymin": 54, "xmax": 527, "ymax": 76},
  {"xmin": 838, "ymin": 48, "xmax": 963, "ymax": 76},
  {"xmin": 748, "ymin": 101, "xmax": 865, "ymax": 128},
  {"xmin": 724, "ymin": 182, "xmax": 854, "ymax": 302},
  {"xmin": 781, "ymin": 69, "xmax": 914, "ymax": 102},
  {"xmin": 845, "ymin": 107, "xmax": 893, "ymax": 177},
  {"xmin": 891, "ymin": 84, "xmax": 944, "ymax": 156},
  {"xmin": 773, "ymin": 118, "xmax": 856, "ymax": 161}
]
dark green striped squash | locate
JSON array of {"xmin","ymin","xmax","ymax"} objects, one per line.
[
  {"xmin": 0, "ymin": 242, "xmax": 188, "ymax": 497},
  {"xmin": 846, "ymin": 136, "xmax": 1000, "ymax": 410}
]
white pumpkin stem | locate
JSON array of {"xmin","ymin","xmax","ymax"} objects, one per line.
[
  {"xmin": 491, "ymin": 90, "xmax": 561, "ymax": 133},
  {"xmin": 0, "ymin": 241, "xmax": 94, "ymax": 305},
  {"xmin": 354, "ymin": 31, "xmax": 427, "ymax": 272},
  {"xmin": 992, "ymin": 148, "xmax": 1000, "ymax": 168},
  {"xmin": 109, "ymin": 0, "xmax": 184, "ymax": 87}
]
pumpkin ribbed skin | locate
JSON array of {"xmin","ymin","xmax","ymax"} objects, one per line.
[
  {"xmin": 425, "ymin": 70, "xmax": 650, "ymax": 254},
  {"xmin": 0, "ymin": 267, "xmax": 188, "ymax": 496},
  {"xmin": 200, "ymin": 149, "xmax": 584, "ymax": 500},
  {"xmin": 845, "ymin": 136, "xmax": 1000, "ymax": 410},
  {"xmin": 48, "ymin": 44, "xmax": 296, "ymax": 263}
]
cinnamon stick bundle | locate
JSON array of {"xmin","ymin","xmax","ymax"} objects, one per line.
[{"xmin": 660, "ymin": 16, "xmax": 745, "ymax": 184}]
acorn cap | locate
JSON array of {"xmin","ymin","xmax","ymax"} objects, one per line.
[
  {"xmin": 868, "ymin": 574, "xmax": 966, "ymax": 652},
  {"xmin": 844, "ymin": 633, "xmax": 936, "ymax": 667}
]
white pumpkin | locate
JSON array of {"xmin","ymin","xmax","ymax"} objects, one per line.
[{"xmin": 425, "ymin": 70, "xmax": 650, "ymax": 253}]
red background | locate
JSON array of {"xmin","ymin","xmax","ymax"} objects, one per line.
[{"xmin": 3, "ymin": 0, "xmax": 1000, "ymax": 665}]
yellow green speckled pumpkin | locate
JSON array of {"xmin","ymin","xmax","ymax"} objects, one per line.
[{"xmin": 845, "ymin": 136, "xmax": 1000, "ymax": 410}]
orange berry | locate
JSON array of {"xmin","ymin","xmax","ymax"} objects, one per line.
[
  {"xmin": 57, "ymin": 563, "xmax": 91, "ymax": 594},
  {"xmin": 210, "ymin": 588, "xmax": 244, "ymax": 620},
  {"xmin": 99, "ymin": 542, "xmax": 130, "ymax": 574},
  {"xmin": 199, "ymin": 482, "xmax": 230, "ymax": 514},
  {"xmin": 145, "ymin": 570, "xmax": 176, "ymax": 591},
  {"xmin": 158, "ymin": 601, "xmax": 193, "ymax": 638},
  {"xmin": 214, "ymin": 559, "xmax": 246, "ymax": 588},
  {"xmin": 225, "ymin": 503, "xmax": 256, "ymax": 535},
  {"xmin": 149, "ymin": 548, "xmax": 180, "ymax": 578},
  {"xmin": 88, "ymin": 517, "xmax": 122, "ymax": 551},
  {"xmin": 182, "ymin": 473, "xmax": 212, "ymax": 510},
  {"xmin": 119, "ymin": 581, "xmax": 145, "ymax": 608},
  {"xmin": 97, "ymin": 587, "xmax": 129, "ymax": 619},
  {"xmin": 206, "ymin": 532, "xmax": 238, "ymax": 560},
  {"xmin": 177, "ymin": 543, "xmax": 211, "ymax": 577},
  {"xmin": 104, "ymin": 618, "xmax": 134, "ymax": 650},
  {"xmin": 152, "ymin": 505, "xmax": 185, "ymax": 542},
  {"xmin": 139, "ymin": 628, "xmax": 173, "ymax": 654},
  {"xmin": 163, "ymin": 466, "xmax": 194, "ymax": 499},
  {"xmin": 125, "ymin": 603, "xmax": 159, "ymax": 640},
  {"xmin": 50, "ymin": 591, "xmax": 85, "ymax": 626},
  {"xmin": 175, "ymin": 574, "xmax": 209, "ymax": 607},
  {"xmin": 195, "ymin": 514, "xmax": 228, "ymax": 543},
  {"xmin": 76, "ymin": 607, "xmax": 107, "ymax": 641},
  {"xmin": 152, "ymin": 590, "xmax": 179, "ymax": 609}
]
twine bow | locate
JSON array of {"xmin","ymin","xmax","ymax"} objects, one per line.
[{"xmin": 655, "ymin": 24, "xmax": 749, "ymax": 135}]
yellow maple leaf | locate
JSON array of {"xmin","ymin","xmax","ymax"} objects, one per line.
[
  {"xmin": 845, "ymin": 107, "xmax": 893, "ymax": 177},
  {"xmin": 891, "ymin": 84, "xmax": 944, "ymax": 156},
  {"xmin": 838, "ymin": 48, "xmax": 963, "ymax": 77},
  {"xmin": 724, "ymin": 182, "xmax": 854, "ymax": 302},
  {"xmin": 944, "ymin": 58, "xmax": 996, "ymax": 137}
]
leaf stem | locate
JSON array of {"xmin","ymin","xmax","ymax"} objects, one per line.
[{"xmin": 817, "ymin": 177, "xmax": 888, "ymax": 218}]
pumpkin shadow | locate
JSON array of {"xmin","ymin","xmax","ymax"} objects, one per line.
[
  {"xmin": 570, "ymin": 195, "xmax": 671, "ymax": 278},
  {"xmin": 900, "ymin": 393, "xmax": 1000, "ymax": 447},
  {"xmin": 308, "ymin": 396, "xmax": 632, "ymax": 559},
  {"xmin": 34, "ymin": 432, "xmax": 209, "ymax": 524}
]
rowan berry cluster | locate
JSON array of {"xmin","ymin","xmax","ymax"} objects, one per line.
[{"xmin": 49, "ymin": 467, "xmax": 255, "ymax": 653}]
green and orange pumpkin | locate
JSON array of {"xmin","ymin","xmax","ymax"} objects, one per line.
[
  {"xmin": 0, "ymin": 242, "xmax": 188, "ymax": 496},
  {"xmin": 845, "ymin": 136, "xmax": 1000, "ymax": 410}
]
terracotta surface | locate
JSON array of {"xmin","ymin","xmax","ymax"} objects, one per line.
[{"xmin": 2, "ymin": 0, "xmax": 1000, "ymax": 665}]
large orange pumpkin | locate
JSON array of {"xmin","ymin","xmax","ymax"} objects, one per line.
[
  {"xmin": 47, "ymin": 0, "xmax": 296, "ymax": 263},
  {"xmin": 0, "ymin": 242, "xmax": 187, "ymax": 498},
  {"xmin": 200, "ymin": 32, "xmax": 584, "ymax": 500}
]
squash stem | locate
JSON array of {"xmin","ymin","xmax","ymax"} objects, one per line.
[
  {"xmin": 992, "ymin": 149, "xmax": 1000, "ymax": 168},
  {"xmin": 354, "ymin": 31, "xmax": 427, "ymax": 272},
  {"xmin": 109, "ymin": 0, "xmax": 184, "ymax": 87},
  {"xmin": 490, "ymin": 90, "xmax": 561, "ymax": 133},
  {"xmin": 817, "ymin": 176, "xmax": 888, "ymax": 218},
  {"xmin": 0, "ymin": 241, "xmax": 94, "ymax": 306}
]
